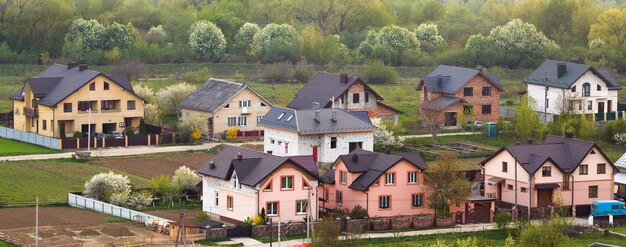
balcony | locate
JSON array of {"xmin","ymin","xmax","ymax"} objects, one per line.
[
  {"xmin": 241, "ymin": 106, "xmax": 250, "ymax": 115},
  {"xmin": 23, "ymin": 106, "xmax": 38, "ymax": 117}
]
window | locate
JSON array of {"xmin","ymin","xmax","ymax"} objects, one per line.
[
  {"xmin": 238, "ymin": 117, "xmax": 247, "ymax": 126},
  {"xmin": 78, "ymin": 101, "xmax": 93, "ymax": 111},
  {"xmin": 127, "ymin": 100, "xmax": 136, "ymax": 110},
  {"xmin": 303, "ymin": 178, "xmax": 311, "ymax": 189},
  {"xmin": 232, "ymin": 175, "xmax": 238, "ymax": 188},
  {"xmin": 589, "ymin": 186, "xmax": 598, "ymax": 198},
  {"xmin": 227, "ymin": 196, "xmax": 233, "ymax": 210},
  {"xmin": 42, "ymin": 119, "xmax": 47, "ymax": 130},
  {"xmin": 385, "ymin": 173, "xmax": 395, "ymax": 185},
  {"xmin": 542, "ymin": 167, "xmax": 551, "ymax": 177},
  {"xmin": 330, "ymin": 137, "xmax": 337, "ymax": 149},
  {"xmin": 365, "ymin": 92, "xmax": 370, "ymax": 103},
  {"xmin": 264, "ymin": 181, "xmax": 272, "ymax": 192},
  {"xmin": 408, "ymin": 172, "xmax": 418, "ymax": 184},
  {"xmin": 63, "ymin": 103, "xmax": 72, "ymax": 113},
  {"xmin": 562, "ymin": 175, "xmax": 570, "ymax": 190},
  {"xmin": 463, "ymin": 105, "xmax": 473, "ymax": 114},
  {"xmin": 353, "ymin": 93, "xmax": 360, "ymax": 103},
  {"xmin": 296, "ymin": 200, "xmax": 307, "ymax": 214},
  {"xmin": 336, "ymin": 191, "xmax": 343, "ymax": 204},
  {"xmin": 267, "ymin": 202, "xmax": 279, "ymax": 215},
  {"xmin": 579, "ymin": 164, "xmax": 588, "ymax": 175},
  {"xmin": 588, "ymin": 101, "xmax": 593, "ymax": 110},
  {"xmin": 281, "ymin": 176, "xmax": 293, "ymax": 190},
  {"xmin": 224, "ymin": 103, "xmax": 229, "ymax": 109},
  {"xmin": 261, "ymin": 102, "xmax": 267, "ymax": 106},
  {"xmin": 101, "ymin": 100, "xmax": 117, "ymax": 110},
  {"xmin": 482, "ymin": 104, "xmax": 492, "ymax": 114},
  {"xmin": 286, "ymin": 115, "xmax": 293, "ymax": 122},
  {"xmin": 277, "ymin": 113, "xmax": 284, "ymax": 119},
  {"xmin": 482, "ymin": 86, "xmax": 491, "ymax": 96},
  {"xmin": 89, "ymin": 82, "xmax": 95, "ymax": 91},
  {"xmin": 284, "ymin": 142, "xmax": 288, "ymax": 153},
  {"xmin": 412, "ymin": 194, "xmax": 422, "ymax": 207},
  {"xmin": 463, "ymin": 87, "xmax": 473, "ymax": 96},
  {"xmin": 571, "ymin": 86, "xmax": 576, "ymax": 92},
  {"xmin": 502, "ymin": 162, "xmax": 508, "ymax": 173},
  {"xmin": 324, "ymin": 188, "xmax": 329, "ymax": 201},
  {"xmin": 597, "ymin": 163, "xmax": 606, "ymax": 174},
  {"xmin": 340, "ymin": 171, "xmax": 347, "ymax": 184},
  {"xmin": 270, "ymin": 139, "xmax": 275, "ymax": 144},
  {"xmin": 582, "ymin": 83, "xmax": 590, "ymax": 97},
  {"xmin": 546, "ymin": 99, "xmax": 549, "ymax": 108},
  {"xmin": 379, "ymin": 195, "xmax": 390, "ymax": 209},
  {"xmin": 215, "ymin": 192, "xmax": 219, "ymax": 206},
  {"xmin": 227, "ymin": 117, "xmax": 237, "ymax": 126},
  {"xmin": 507, "ymin": 184, "xmax": 513, "ymax": 190},
  {"xmin": 521, "ymin": 187, "xmax": 527, "ymax": 193},
  {"xmin": 257, "ymin": 116, "xmax": 264, "ymax": 122},
  {"xmin": 239, "ymin": 100, "xmax": 251, "ymax": 108},
  {"xmin": 104, "ymin": 82, "xmax": 109, "ymax": 90},
  {"xmin": 597, "ymin": 84, "xmax": 601, "ymax": 91}
]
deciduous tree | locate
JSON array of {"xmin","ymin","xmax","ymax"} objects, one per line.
[
  {"xmin": 189, "ymin": 20, "xmax": 226, "ymax": 60},
  {"xmin": 424, "ymin": 153, "xmax": 471, "ymax": 218}
]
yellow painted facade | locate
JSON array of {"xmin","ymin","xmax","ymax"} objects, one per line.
[
  {"xmin": 180, "ymin": 87, "xmax": 271, "ymax": 134},
  {"xmin": 11, "ymin": 75, "xmax": 144, "ymax": 138}
]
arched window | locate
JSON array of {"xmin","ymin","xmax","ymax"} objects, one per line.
[{"xmin": 582, "ymin": 83, "xmax": 591, "ymax": 97}]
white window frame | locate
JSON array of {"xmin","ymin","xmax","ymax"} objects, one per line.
[
  {"xmin": 385, "ymin": 173, "xmax": 395, "ymax": 185},
  {"xmin": 412, "ymin": 194, "xmax": 422, "ymax": 207},
  {"xmin": 267, "ymin": 202, "xmax": 278, "ymax": 215},
  {"xmin": 379, "ymin": 196, "xmax": 390, "ymax": 209},
  {"xmin": 296, "ymin": 200, "xmax": 307, "ymax": 214},
  {"xmin": 281, "ymin": 176, "xmax": 293, "ymax": 190},
  {"xmin": 408, "ymin": 172, "xmax": 417, "ymax": 184},
  {"xmin": 340, "ymin": 171, "xmax": 347, "ymax": 184}
]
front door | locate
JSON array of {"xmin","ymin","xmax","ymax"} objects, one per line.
[
  {"xmin": 312, "ymin": 146, "xmax": 318, "ymax": 162},
  {"xmin": 608, "ymin": 100, "xmax": 612, "ymax": 112},
  {"xmin": 444, "ymin": 112, "xmax": 457, "ymax": 127},
  {"xmin": 598, "ymin": 102, "xmax": 605, "ymax": 114},
  {"xmin": 537, "ymin": 189, "xmax": 553, "ymax": 207},
  {"xmin": 208, "ymin": 117, "xmax": 213, "ymax": 134}
]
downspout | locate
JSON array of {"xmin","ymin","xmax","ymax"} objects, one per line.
[
  {"xmin": 256, "ymin": 188, "xmax": 260, "ymax": 215},
  {"xmin": 365, "ymin": 191, "xmax": 369, "ymax": 214},
  {"xmin": 571, "ymin": 174, "xmax": 575, "ymax": 217}
]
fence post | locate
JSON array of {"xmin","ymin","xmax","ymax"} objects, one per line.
[
  {"xmin": 94, "ymin": 137, "xmax": 97, "ymax": 149},
  {"xmin": 156, "ymin": 134, "xmax": 159, "ymax": 145},
  {"xmin": 125, "ymin": 136, "xmax": 128, "ymax": 147},
  {"xmin": 76, "ymin": 138, "xmax": 80, "ymax": 149},
  {"xmin": 147, "ymin": 135, "xmax": 151, "ymax": 146},
  {"xmin": 103, "ymin": 137, "xmax": 106, "ymax": 148},
  {"xmin": 609, "ymin": 214, "xmax": 614, "ymax": 226},
  {"xmin": 588, "ymin": 214, "xmax": 593, "ymax": 226}
]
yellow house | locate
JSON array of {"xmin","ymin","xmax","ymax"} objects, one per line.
[
  {"xmin": 9, "ymin": 63, "xmax": 145, "ymax": 138},
  {"xmin": 178, "ymin": 78, "xmax": 272, "ymax": 136}
]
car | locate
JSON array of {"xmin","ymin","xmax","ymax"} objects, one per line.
[
  {"xmin": 591, "ymin": 200, "xmax": 626, "ymax": 216},
  {"xmin": 94, "ymin": 132, "xmax": 107, "ymax": 140},
  {"xmin": 109, "ymin": 131, "xmax": 124, "ymax": 139}
]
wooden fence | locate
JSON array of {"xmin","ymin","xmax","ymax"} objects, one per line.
[{"xmin": 0, "ymin": 232, "xmax": 33, "ymax": 246}]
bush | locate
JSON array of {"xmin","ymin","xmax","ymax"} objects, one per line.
[
  {"xmin": 227, "ymin": 127, "xmax": 238, "ymax": 141},
  {"xmin": 292, "ymin": 61, "xmax": 315, "ymax": 82},
  {"xmin": 109, "ymin": 192, "xmax": 129, "ymax": 206},
  {"xmin": 604, "ymin": 120, "xmax": 626, "ymax": 143},
  {"xmin": 358, "ymin": 61, "xmax": 399, "ymax": 84},
  {"xmin": 614, "ymin": 133, "xmax": 626, "ymax": 145},
  {"xmin": 177, "ymin": 115, "xmax": 205, "ymax": 143},
  {"xmin": 84, "ymin": 171, "xmax": 131, "ymax": 202},
  {"xmin": 516, "ymin": 218, "xmax": 570, "ymax": 247},
  {"xmin": 150, "ymin": 175, "xmax": 179, "ymax": 202},
  {"xmin": 73, "ymin": 131, "xmax": 83, "ymax": 138},
  {"xmin": 312, "ymin": 217, "xmax": 340, "ymax": 247},
  {"xmin": 124, "ymin": 127, "xmax": 135, "ymax": 137},
  {"xmin": 264, "ymin": 63, "xmax": 293, "ymax": 82},
  {"xmin": 127, "ymin": 190, "xmax": 154, "ymax": 208},
  {"xmin": 349, "ymin": 204, "xmax": 369, "ymax": 219},
  {"xmin": 172, "ymin": 166, "xmax": 202, "ymax": 195},
  {"xmin": 495, "ymin": 211, "xmax": 511, "ymax": 229}
]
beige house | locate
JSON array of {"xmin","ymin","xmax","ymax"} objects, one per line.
[
  {"xmin": 9, "ymin": 63, "xmax": 145, "ymax": 138},
  {"xmin": 178, "ymin": 78, "xmax": 272, "ymax": 136}
]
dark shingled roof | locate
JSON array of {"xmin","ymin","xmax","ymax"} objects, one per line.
[
  {"xmin": 332, "ymin": 149, "xmax": 426, "ymax": 191},
  {"xmin": 418, "ymin": 65, "xmax": 504, "ymax": 93},
  {"xmin": 178, "ymin": 78, "xmax": 271, "ymax": 112},
  {"xmin": 10, "ymin": 64, "xmax": 137, "ymax": 106},
  {"xmin": 348, "ymin": 111, "xmax": 372, "ymax": 124},
  {"xmin": 419, "ymin": 96, "xmax": 465, "ymax": 111},
  {"xmin": 320, "ymin": 168, "xmax": 335, "ymax": 184},
  {"xmin": 523, "ymin": 60, "xmax": 621, "ymax": 90},
  {"xmin": 287, "ymin": 72, "xmax": 383, "ymax": 109},
  {"xmin": 482, "ymin": 135, "xmax": 616, "ymax": 175},
  {"xmin": 259, "ymin": 106, "xmax": 377, "ymax": 134},
  {"xmin": 197, "ymin": 146, "xmax": 318, "ymax": 187}
]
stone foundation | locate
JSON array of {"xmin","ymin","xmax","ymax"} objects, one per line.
[{"xmin": 205, "ymin": 228, "xmax": 226, "ymax": 240}]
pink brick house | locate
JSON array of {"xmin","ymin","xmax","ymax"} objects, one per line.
[
  {"xmin": 481, "ymin": 135, "xmax": 617, "ymax": 216},
  {"xmin": 197, "ymin": 146, "xmax": 319, "ymax": 223},
  {"xmin": 318, "ymin": 149, "xmax": 431, "ymax": 217}
]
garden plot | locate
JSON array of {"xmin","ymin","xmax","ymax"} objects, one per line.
[{"xmin": 410, "ymin": 142, "xmax": 497, "ymax": 158}]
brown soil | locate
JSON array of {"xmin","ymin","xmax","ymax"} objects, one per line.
[
  {"xmin": 0, "ymin": 207, "xmax": 109, "ymax": 230},
  {"xmin": 38, "ymin": 229, "xmax": 75, "ymax": 238},
  {"xmin": 78, "ymin": 229, "xmax": 100, "ymax": 237},
  {"xmin": 240, "ymin": 143, "xmax": 263, "ymax": 151},
  {"xmin": 147, "ymin": 209, "xmax": 205, "ymax": 222},
  {"xmin": 100, "ymin": 225, "xmax": 135, "ymax": 237},
  {"xmin": 94, "ymin": 152, "xmax": 214, "ymax": 178}
]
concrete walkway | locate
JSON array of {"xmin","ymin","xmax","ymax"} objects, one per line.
[
  {"xmin": 0, "ymin": 142, "xmax": 261, "ymax": 162},
  {"xmin": 401, "ymin": 132, "xmax": 481, "ymax": 139}
]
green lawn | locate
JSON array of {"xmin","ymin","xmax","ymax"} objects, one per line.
[
  {"xmin": 407, "ymin": 134, "xmax": 518, "ymax": 149},
  {"xmin": 607, "ymin": 225, "xmax": 626, "ymax": 235},
  {"xmin": 0, "ymin": 158, "xmax": 149, "ymax": 202},
  {"xmin": 0, "ymin": 240, "xmax": 19, "ymax": 247},
  {"xmin": 254, "ymin": 233, "xmax": 307, "ymax": 243},
  {"xmin": 0, "ymin": 138, "xmax": 60, "ymax": 156}
]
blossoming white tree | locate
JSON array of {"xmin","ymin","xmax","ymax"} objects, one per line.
[
  {"xmin": 372, "ymin": 118, "xmax": 405, "ymax": 151},
  {"xmin": 172, "ymin": 166, "xmax": 202, "ymax": 195},
  {"xmin": 189, "ymin": 20, "xmax": 227, "ymax": 60},
  {"xmin": 155, "ymin": 82, "xmax": 196, "ymax": 115},
  {"xmin": 84, "ymin": 171, "xmax": 131, "ymax": 202}
]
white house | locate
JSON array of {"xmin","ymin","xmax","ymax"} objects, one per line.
[
  {"xmin": 523, "ymin": 60, "xmax": 621, "ymax": 115},
  {"xmin": 258, "ymin": 105, "xmax": 377, "ymax": 163}
]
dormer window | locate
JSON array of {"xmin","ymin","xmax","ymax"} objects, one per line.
[
  {"xmin": 224, "ymin": 103, "xmax": 229, "ymax": 109},
  {"xmin": 89, "ymin": 82, "xmax": 95, "ymax": 91},
  {"xmin": 277, "ymin": 113, "xmax": 285, "ymax": 120},
  {"xmin": 571, "ymin": 86, "xmax": 576, "ymax": 92},
  {"xmin": 286, "ymin": 115, "xmax": 293, "ymax": 122},
  {"xmin": 104, "ymin": 82, "xmax": 109, "ymax": 90}
]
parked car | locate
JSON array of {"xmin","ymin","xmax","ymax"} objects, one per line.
[
  {"xmin": 591, "ymin": 200, "xmax": 626, "ymax": 216},
  {"xmin": 94, "ymin": 132, "xmax": 107, "ymax": 140},
  {"xmin": 108, "ymin": 131, "xmax": 124, "ymax": 139}
]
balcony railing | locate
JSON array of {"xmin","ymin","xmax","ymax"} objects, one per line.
[
  {"xmin": 23, "ymin": 106, "xmax": 38, "ymax": 117},
  {"xmin": 77, "ymin": 109, "xmax": 99, "ymax": 114},
  {"xmin": 241, "ymin": 106, "xmax": 250, "ymax": 115},
  {"xmin": 101, "ymin": 109, "xmax": 122, "ymax": 113}
]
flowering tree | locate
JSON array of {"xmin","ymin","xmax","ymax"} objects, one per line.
[
  {"xmin": 65, "ymin": 19, "xmax": 104, "ymax": 51},
  {"xmin": 465, "ymin": 34, "xmax": 490, "ymax": 54},
  {"xmin": 155, "ymin": 82, "xmax": 196, "ymax": 115},
  {"xmin": 253, "ymin": 23, "xmax": 300, "ymax": 63},
  {"xmin": 100, "ymin": 22, "xmax": 135, "ymax": 50},
  {"xmin": 234, "ymin": 22, "xmax": 260, "ymax": 56},
  {"xmin": 143, "ymin": 103, "xmax": 162, "ymax": 125},
  {"xmin": 84, "ymin": 171, "xmax": 131, "ymax": 202},
  {"xmin": 145, "ymin": 25, "xmax": 167, "ymax": 45},
  {"xmin": 172, "ymin": 166, "xmax": 202, "ymax": 195},
  {"xmin": 358, "ymin": 25, "xmax": 418, "ymax": 65},
  {"xmin": 415, "ymin": 23, "xmax": 445, "ymax": 52},
  {"xmin": 189, "ymin": 20, "xmax": 227, "ymax": 60},
  {"xmin": 489, "ymin": 19, "xmax": 558, "ymax": 55},
  {"xmin": 372, "ymin": 118, "xmax": 404, "ymax": 152}
]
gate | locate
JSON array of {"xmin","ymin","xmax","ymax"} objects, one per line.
[
  {"xmin": 226, "ymin": 224, "xmax": 252, "ymax": 237},
  {"xmin": 466, "ymin": 202, "xmax": 491, "ymax": 223}
]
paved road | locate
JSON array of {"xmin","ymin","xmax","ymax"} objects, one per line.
[{"xmin": 0, "ymin": 142, "xmax": 261, "ymax": 162}]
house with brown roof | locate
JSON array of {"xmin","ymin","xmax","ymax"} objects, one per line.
[
  {"xmin": 417, "ymin": 65, "xmax": 504, "ymax": 128},
  {"xmin": 480, "ymin": 135, "xmax": 617, "ymax": 216},
  {"xmin": 318, "ymin": 149, "xmax": 430, "ymax": 217},
  {"xmin": 288, "ymin": 72, "xmax": 400, "ymax": 125},
  {"xmin": 197, "ymin": 145, "xmax": 319, "ymax": 223}
]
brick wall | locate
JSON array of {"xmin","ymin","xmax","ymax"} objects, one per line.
[{"xmin": 452, "ymin": 74, "xmax": 500, "ymax": 122}]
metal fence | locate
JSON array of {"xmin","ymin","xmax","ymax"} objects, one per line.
[
  {"xmin": 67, "ymin": 193, "xmax": 171, "ymax": 224},
  {"xmin": 0, "ymin": 126, "xmax": 60, "ymax": 150}
]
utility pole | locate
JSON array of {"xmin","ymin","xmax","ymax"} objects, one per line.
[
  {"xmin": 514, "ymin": 157, "xmax": 518, "ymax": 217},
  {"xmin": 544, "ymin": 72, "xmax": 549, "ymax": 123},
  {"xmin": 35, "ymin": 196, "xmax": 39, "ymax": 247},
  {"xmin": 528, "ymin": 176, "xmax": 532, "ymax": 221},
  {"xmin": 87, "ymin": 108, "xmax": 91, "ymax": 152}
]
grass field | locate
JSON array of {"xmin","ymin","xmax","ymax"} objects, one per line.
[
  {"xmin": 0, "ymin": 138, "xmax": 59, "ymax": 156},
  {"xmin": 0, "ymin": 240, "xmax": 19, "ymax": 247},
  {"xmin": 607, "ymin": 225, "xmax": 626, "ymax": 235}
]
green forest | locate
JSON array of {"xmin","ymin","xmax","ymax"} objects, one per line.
[{"xmin": 3, "ymin": 0, "xmax": 626, "ymax": 70}]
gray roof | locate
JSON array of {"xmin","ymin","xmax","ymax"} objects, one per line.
[
  {"xmin": 523, "ymin": 60, "xmax": 621, "ymax": 90},
  {"xmin": 419, "ymin": 96, "xmax": 465, "ymax": 111},
  {"xmin": 419, "ymin": 65, "xmax": 504, "ymax": 94},
  {"xmin": 259, "ymin": 106, "xmax": 377, "ymax": 135},
  {"xmin": 482, "ymin": 135, "xmax": 616, "ymax": 175},
  {"xmin": 197, "ymin": 146, "xmax": 318, "ymax": 187},
  {"xmin": 334, "ymin": 149, "xmax": 426, "ymax": 191},
  {"xmin": 287, "ymin": 72, "xmax": 383, "ymax": 109},
  {"xmin": 320, "ymin": 168, "xmax": 335, "ymax": 184},
  {"xmin": 615, "ymin": 152, "xmax": 626, "ymax": 169},
  {"xmin": 177, "ymin": 78, "xmax": 270, "ymax": 113},
  {"xmin": 10, "ymin": 64, "xmax": 136, "ymax": 106}
]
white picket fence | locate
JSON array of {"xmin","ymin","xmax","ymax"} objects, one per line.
[
  {"xmin": 0, "ymin": 126, "xmax": 60, "ymax": 150},
  {"xmin": 67, "ymin": 193, "xmax": 171, "ymax": 224}
]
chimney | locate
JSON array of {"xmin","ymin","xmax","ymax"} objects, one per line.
[
  {"xmin": 352, "ymin": 154, "xmax": 358, "ymax": 162},
  {"xmin": 526, "ymin": 138, "xmax": 533, "ymax": 144},
  {"xmin": 79, "ymin": 64, "xmax": 88, "ymax": 71},
  {"xmin": 565, "ymin": 131, "xmax": 574, "ymax": 139},
  {"xmin": 67, "ymin": 62, "xmax": 77, "ymax": 70},
  {"xmin": 339, "ymin": 73, "xmax": 348, "ymax": 84},
  {"xmin": 209, "ymin": 161, "xmax": 216, "ymax": 169},
  {"xmin": 312, "ymin": 102, "xmax": 320, "ymax": 110},
  {"xmin": 331, "ymin": 109, "xmax": 337, "ymax": 122},
  {"xmin": 476, "ymin": 65, "xmax": 483, "ymax": 73},
  {"xmin": 314, "ymin": 110, "xmax": 320, "ymax": 122},
  {"xmin": 237, "ymin": 152, "xmax": 243, "ymax": 160},
  {"xmin": 437, "ymin": 74, "xmax": 443, "ymax": 89},
  {"xmin": 557, "ymin": 63, "xmax": 566, "ymax": 78}
]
